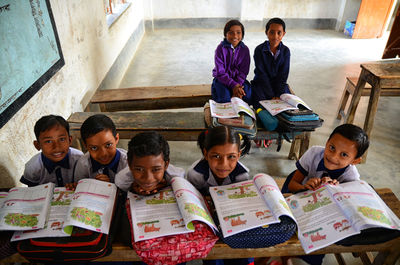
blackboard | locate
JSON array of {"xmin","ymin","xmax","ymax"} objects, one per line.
[{"xmin": 0, "ymin": 0, "xmax": 64, "ymax": 128}]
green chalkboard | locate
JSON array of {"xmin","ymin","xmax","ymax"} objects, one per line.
[{"xmin": 0, "ymin": 0, "xmax": 64, "ymax": 128}]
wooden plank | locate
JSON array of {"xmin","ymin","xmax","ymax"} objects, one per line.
[
  {"xmin": 90, "ymin": 84, "xmax": 211, "ymax": 111},
  {"xmin": 4, "ymin": 189, "xmax": 399, "ymax": 263}
]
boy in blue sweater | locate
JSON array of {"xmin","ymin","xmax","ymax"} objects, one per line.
[{"xmin": 251, "ymin": 18, "xmax": 290, "ymax": 109}]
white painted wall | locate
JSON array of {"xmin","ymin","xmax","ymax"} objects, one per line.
[
  {"xmin": 147, "ymin": 0, "xmax": 241, "ymax": 19},
  {"xmin": 264, "ymin": 0, "xmax": 343, "ymax": 18},
  {"xmin": 0, "ymin": 0, "xmax": 145, "ymax": 188}
]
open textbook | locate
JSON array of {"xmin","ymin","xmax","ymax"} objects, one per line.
[
  {"xmin": 286, "ymin": 180, "xmax": 400, "ymax": 254},
  {"xmin": 259, "ymin": 93, "xmax": 312, "ymax": 116},
  {"xmin": 9, "ymin": 179, "xmax": 117, "ymax": 241},
  {"xmin": 209, "ymin": 97, "xmax": 256, "ymax": 119},
  {"xmin": 128, "ymin": 177, "xmax": 218, "ymax": 242},
  {"xmin": 209, "ymin": 173, "xmax": 296, "ymax": 238}
]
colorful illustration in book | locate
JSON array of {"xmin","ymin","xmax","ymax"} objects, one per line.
[
  {"xmin": 137, "ymin": 220, "xmax": 161, "ymax": 233},
  {"xmin": 223, "ymin": 213, "xmax": 247, "ymax": 226},
  {"xmin": 51, "ymin": 190, "xmax": 73, "ymax": 206},
  {"xmin": 146, "ymin": 189, "xmax": 176, "ymax": 204},
  {"xmin": 289, "ymin": 199, "xmax": 299, "ymax": 209},
  {"xmin": 303, "ymin": 227, "xmax": 326, "ymax": 242},
  {"xmin": 333, "ymin": 219, "xmax": 351, "ymax": 232},
  {"xmin": 70, "ymin": 207, "xmax": 103, "ymax": 228},
  {"xmin": 227, "ymin": 184, "xmax": 257, "ymax": 199},
  {"xmin": 170, "ymin": 218, "xmax": 185, "ymax": 228},
  {"xmin": 216, "ymin": 190, "xmax": 225, "ymax": 196},
  {"xmin": 4, "ymin": 213, "xmax": 39, "ymax": 227},
  {"xmin": 335, "ymin": 194, "xmax": 351, "ymax": 202},
  {"xmin": 255, "ymin": 210, "xmax": 272, "ymax": 219},
  {"xmin": 279, "ymin": 199, "xmax": 291, "ymax": 212},
  {"xmin": 184, "ymin": 203, "xmax": 213, "ymax": 223},
  {"xmin": 301, "ymin": 188, "xmax": 332, "ymax": 212},
  {"xmin": 358, "ymin": 206, "xmax": 391, "ymax": 225}
]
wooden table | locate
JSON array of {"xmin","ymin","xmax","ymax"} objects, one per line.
[
  {"xmin": 345, "ymin": 60, "xmax": 400, "ymax": 161},
  {"xmin": 3, "ymin": 188, "xmax": 399, "ymax": 264},
  {"xmin": 67, "ymin": 111, "xmax": 311, "ymax": 160}
]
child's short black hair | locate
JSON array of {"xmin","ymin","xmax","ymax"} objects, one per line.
[
  {"xmin": 329, "ymin": 124, "xmax": 369, "ymax": 158},
  {"xmin": 80, "ymin": 114, "xmax": 117, "ymax": 144},
  {"xmin": 224, "ymin": 19, "xmax": 245, "ymax": 38},
  {"xmin": 127, "ymin": 131, "xmax": 170, "ymax": 165},
  {"xmin": 198, "ymin": 126, "xmax": 240, "ymax": 153},
  {"xmin": 266, "ymin": 17, "xmax": 286, "ymax": 32},
  {"xmin": 34, "ymin": 115, "xmax": 69, "ymax": 140}
]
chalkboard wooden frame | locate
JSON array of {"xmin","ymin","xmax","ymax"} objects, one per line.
[{"xmin": 0, "ymin": 0, "xmax": 64, "ymax": 128}]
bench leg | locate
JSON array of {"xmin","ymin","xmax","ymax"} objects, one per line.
[
  {"xmin": 299, "ymin": 132, "xmax": 310, "ymax": 158},
  {"xmin": 288, "ymin": 136, "xmax": 301, "ymax": 160},
  {"xmin": 336, "ymin": 81, "xmax": 352, "ymax": 120}
]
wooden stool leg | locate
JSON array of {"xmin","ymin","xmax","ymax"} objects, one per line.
[
  {"xmin": 336, "ymin": 81, "xmax": 352, "ymax": 120},
  {"xmin": 346, "ymin": 69, "xmax": 367, "ymax": 124}
]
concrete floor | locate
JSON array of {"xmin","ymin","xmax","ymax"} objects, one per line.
[{"xmin": 117, "ymin": 28, "xmax": 400, "ymax": 265}]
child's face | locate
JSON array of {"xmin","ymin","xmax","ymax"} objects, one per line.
[
  {"xmin": 324, "ymin": 133, "xmax": 361, "ymax": 171},
  {"xmin": 129, "ymin": 154, "xmax": 169, "ymax": 193},
  {"xmin": 34, "ymin": 125, "xmax": 72, "ymax": 163},
  {"xmin": 266, "ymin": 23, "xmax": 285, "ymax": 48},
  {"xmin": 226, "ymin": 25, "xmax": 243, "ymax": 48},
  {"xmin": 204, "ymin": 143, "xmax": 240, "ymax": 180},
  {"xmin": 84, "ymin": 130, "xmax": 119, "ymax": 165}
]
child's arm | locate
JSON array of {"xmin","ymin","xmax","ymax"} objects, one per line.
[
  {"xmin": 275, "ymin": 49, "xmax": 290, "ymax": 96},
  {"xmin": 95, "ymin": 174, "xmax": 110, "ymax": 182},
  {"xmin": 288, "ymin": 170, "xmax": 325, "ymax": 192},
  {"xmin": 234, "ymin": 45, "xmax": 251, "ymax": 86}
]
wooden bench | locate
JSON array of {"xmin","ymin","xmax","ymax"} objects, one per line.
[
  {"xmin": 67, "ymin": 111, "xmax": 311, "ymax": 160},
  {"xmin": 336, "ymin": 76, "xmax": 400, "ymax": 120},
  {"xmin": 90, "ymin": 84, "xmax": 211, "ymax": 111},
  {"xmin": 3, "ymin": 188, "xmax": 399, "ymax": 265}
]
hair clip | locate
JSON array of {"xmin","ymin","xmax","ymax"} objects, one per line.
[
  {"xmin": 205, "ymin": 130, "xmax": 209, "ymax": 135},
  {"xmin": 238, "ymin": 133, "xmax": 243, "ymax": 140}
]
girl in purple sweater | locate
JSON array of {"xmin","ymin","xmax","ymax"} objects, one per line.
[{"xmin": 211, "ymin": 20, "xmax": 251, "ymax": 104}]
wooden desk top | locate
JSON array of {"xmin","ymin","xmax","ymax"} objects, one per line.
[
  {"xmin": 2, "ymin": 188, "xmax": 399, "ymax": 263},
  {"xmin": 361, "ymin": 61, "xmax": 400, "ymax": 80}
]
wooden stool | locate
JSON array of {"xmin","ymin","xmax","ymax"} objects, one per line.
[{"xmin": 337, "ymin": 76, "xmax": 400, "ymax": 121}]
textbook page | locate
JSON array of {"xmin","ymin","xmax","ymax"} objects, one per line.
[
  {"xmin": 280, "ymin": 94, "xmax": 312, "ymax": 111},
  {"xmin": 171, "ymin": 177, "xmax": 217, "ymax": 232},
  {"xmin": 209, "ymin": 100, "xmax": 238, "ymax": 118},
  {"xmin": 0, "ymin": 183, "xmax": 54, "ymax": 231},
  {"xmin": 231, "ymin": 97, "xmax": 256, "ymax": 119},
  {"xmin": 128, "ymin": 187, "xmax": 192, "ymax": 242},
  {"xmin": 209, "ymin": 97, "xmax": 255, "ymax": 119},
  {"xmin": 286, "ymin": 185, "xmax": 358, "ymax": 254},
  {"xmin": 325, "ymin": 180, "xmax": 400, "ymax": 232},
  {"xmin": 259, "ymin": 94, "xmax": 311, "ymax": 116},
  {"xmin": 209, "ymin": 179, "xmax": 281, "ymax": 238},
  {"xmin": 11, "ymin": 187, "xmax": 74, "ymax": 241},
  {"xmin": 63, "ymin": 179, "xmax": 117, "ymax": 234},
  {"xmin": 252, "ymin": 173, "xmax": 295, "ymax": 221}
]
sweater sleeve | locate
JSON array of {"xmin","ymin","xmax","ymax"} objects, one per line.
[
  {"xmin": 213, "ymin": 45, "xmax": 238, "ymax": 89},
  {"xmin": 275, "ymin": 47, "xmax": 290, "ymax": 96},
  {"xmin": 235, "ymin": 45, "xmax": 250, "ymax": 86}
]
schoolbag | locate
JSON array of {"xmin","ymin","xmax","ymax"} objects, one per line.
[{"xmin": 125, "ymin": 197, "xmax": 218, "ymax": 265}]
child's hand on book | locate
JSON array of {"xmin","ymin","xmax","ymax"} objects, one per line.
[
  {"xmin": 304, "ymin": 177, "xmax": 323, "ymax": 190},
  {"xmin": 233, "ymin": 84, "xmax": 245, "ymax": 99},
  {"xmin": 95, "ymin": 174, "xmax": 110, "ymax": 182},
  {"xmin": 65, "ymin": 182, "xmax": 77, "ymax": 191},
  {"xmin": 321, "ymin": 176, "xmax": 338, "ymax": 186}
]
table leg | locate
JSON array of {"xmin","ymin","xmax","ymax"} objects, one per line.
[
  {"xmin": 361, "ymin": 80, "xmax": 382, "ymax": 162},
  {"xmin": 346, "ymin": 69, "xmax": 367, "ymax": 124}
]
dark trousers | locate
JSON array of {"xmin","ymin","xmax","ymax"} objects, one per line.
[{"xmin": 211, "ymin": 78, "xmax": 252, "ymax": 104}]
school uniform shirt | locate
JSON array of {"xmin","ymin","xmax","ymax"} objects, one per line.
[
  {"xmin": 251, "ymin": 41, "xmax": 290, "ymax": 109},
  {"xmin": 74, "ymin": 148, "xmax": 127, "ymax": 183},
  {"xmin": 186, "ymin": 158, "xmax": 250, "ymax": 194},
  {"xmin": 297, "ymin": 146, "xmax": 360, "ymax": 185},
  {"xmin": 212, "ymin": 39, "xmax": 250, "ymax": 90},
  {"xmin": 114, "ymin": 163, "xmax": 185, "ymax": 192},
  {"xmin": 21, "ymin": 147, "xmax": 83, "ymax": 187}
]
